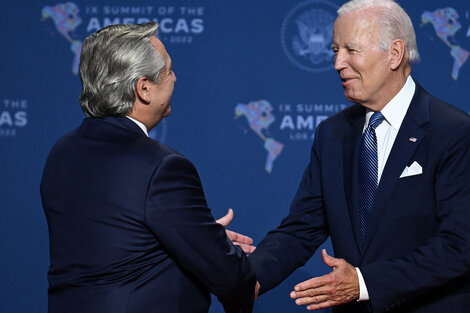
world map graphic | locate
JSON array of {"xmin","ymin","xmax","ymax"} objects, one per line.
[
  {"xmin": 235, "ymin": 100, "xmax": 283, "ymax": 173},
  {"xmin": 42, "ymin": 2, "xmax": 83, "ymax": 75},
  {"xmin": 422, "ymin": 7, "xmax": 469, "ymax": 80}
]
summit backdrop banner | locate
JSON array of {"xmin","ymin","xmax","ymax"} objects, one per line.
[{"xmin": 1, "ymin": 1, "xmax": 469, "ymax": 312}]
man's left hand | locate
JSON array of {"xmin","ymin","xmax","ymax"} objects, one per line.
[{"xmin": 290, "ymin": 249, "xmax": 359, "ymax": 310}]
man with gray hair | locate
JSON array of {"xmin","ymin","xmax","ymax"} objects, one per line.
[
  {"xmin": 249, "ymin": 0, "xmax": 470, "ymax": 312},
  {"xmin": 40, "ymin": 22, "xmax": 256, "ymax": 313}
]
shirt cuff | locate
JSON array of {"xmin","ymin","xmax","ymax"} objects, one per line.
[{"xmin": 355, "ymin": 267, "xmax": 369, "ymax": 301}]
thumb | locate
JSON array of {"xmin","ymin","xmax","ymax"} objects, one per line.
[
  {"xmin": 321, "ymin": 249, "xmax": 337, "ymax": 268},
  {"xmin": 216, "ymin": 208, "xmax": 234, "ymax": 227}
]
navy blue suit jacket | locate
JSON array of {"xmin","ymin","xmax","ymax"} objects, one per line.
[
  {"xmin": 40, "ymin": 117, "xmax": 256, "ymax": 313},
  {"xmin": 250, "ymin": 84, "xmax": 470, "ymax": 313}
]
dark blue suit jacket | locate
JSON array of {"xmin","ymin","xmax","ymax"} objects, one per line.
[
  {"xmin": 40, "ymin": 117, "xmax": 256, "ymax": 313},
  {"xmin": 250, "ymin": 84, "xmax": 470, "ymax": 313}
]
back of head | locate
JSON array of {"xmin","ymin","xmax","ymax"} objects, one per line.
[
  {"xmin": 337, "ymin": 0, "xmax": 419, "ymax": 64},
  {"xmin": 79, "ymin": 22, "xmax": 165, "ymax": 118}
]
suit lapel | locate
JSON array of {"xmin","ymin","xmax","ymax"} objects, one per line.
[{"xmin": 361, "ymin": 84, "xmax": 430, "ymax": 254}]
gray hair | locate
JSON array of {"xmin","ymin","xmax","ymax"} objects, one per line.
[
  {"xmin": 79, "ymin": 22, "xmax": 165, "ymax": 118},
  {"xmin": 338, "ymin": 0, "xmax": 419, "ymax": 63}
]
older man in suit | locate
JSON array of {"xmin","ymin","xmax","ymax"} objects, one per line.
[
  {"xmin": 249, "ymin": 0, "xmax": 470, "ymax": 312},
  {"xmin": 40, "ymin": 22, "xmax": 256, "ymax": 313}
]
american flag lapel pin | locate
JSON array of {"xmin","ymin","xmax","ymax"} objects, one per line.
[{"xmin": 409, "ymin": 137, "xmax": 417, "ymax": 143}]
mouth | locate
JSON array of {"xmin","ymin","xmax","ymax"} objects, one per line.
[{"xmin": 341, "ymin": 77, "xmax": 356, "ymax": 86}]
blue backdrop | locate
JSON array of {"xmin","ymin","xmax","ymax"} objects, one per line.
[{"xmin": 1, "ymin": 1, "xmax": 469, "ymax": 312}]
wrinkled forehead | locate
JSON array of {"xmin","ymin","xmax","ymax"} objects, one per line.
[{"xmin": 333, "ymin": 10, "xmax": 379, "ymax": 44}]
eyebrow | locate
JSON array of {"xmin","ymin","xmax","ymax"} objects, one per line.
[
  {"xmin": 345, "ymin": 43, "xmax": 361, "ymax": 49},
  {"xmin": 330, "ymin": 43, "xmax": 362, "ymax": 50}
]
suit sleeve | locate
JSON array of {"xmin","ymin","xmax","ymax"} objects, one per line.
[
  {"xmin": 144, "ymin": 154, "xmax": 256, "ymax": 313},
  {"xmin": 249, "ymin": 123, "xmax": 330, "ymax": 294},
  {"xmin": 361, "ymin": 122, "xmax": 470, "ymax": 312}
]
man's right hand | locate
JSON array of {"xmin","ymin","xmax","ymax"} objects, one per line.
[{"xmin": 216, "ymin": 209, "xmax": 256, "ymax": 254}]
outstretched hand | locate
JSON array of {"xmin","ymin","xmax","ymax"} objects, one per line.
[
  {"xmin": 216, "ymin": 208, "xmax": 256, "ymax": 254},
  {"xmin": 290, "ymin": 249, "xmax": 359, "ymax": 310}
]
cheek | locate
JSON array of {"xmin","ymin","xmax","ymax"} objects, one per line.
[{"xmin": 362, "ymin": 69, "xmax": 386, "ymax": 93}]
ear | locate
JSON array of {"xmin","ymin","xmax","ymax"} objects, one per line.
[
  {"xmin": 135, "ymin": 76, "xmax": 152, "ymax": 104},
  {"xmin": 389, "ymin": 39, "xmax": 405, "ymax": 71}
]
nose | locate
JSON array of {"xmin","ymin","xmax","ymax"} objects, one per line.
[
  {"xmin": 172, "ymin": 71, "xmax": 177, "ymax": 83},
  {"xmin": 334, "ymin": 50, "xmax": 347, "ymax": 72}
]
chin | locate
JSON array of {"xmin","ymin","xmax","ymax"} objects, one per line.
[
  {"xmin": 345, "ymin": 97, "xmax": 362, "ymax": 106},
  {"xmin": 344, "ymin": 91, "xmax": 361, "ymax": 103},
  {"xmin": 344, "ymin": 93, "xmax": 355, "ymax": 103}
]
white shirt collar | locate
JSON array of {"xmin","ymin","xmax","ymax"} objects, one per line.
[
  {"xmin": 365, "ymin": 75, "xmax": 416, "ymax": 130},
  {"xmin": 126, "ymin": 116, "xmax": 149, "ymax": 137}
]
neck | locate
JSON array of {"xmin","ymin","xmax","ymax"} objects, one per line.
[{"xmin": 128, "ymin": 104, "xmax": 158, "ymax": 131}]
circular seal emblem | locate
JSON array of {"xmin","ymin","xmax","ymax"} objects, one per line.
[
  {"xmin": 281, "ymin": 0, "xmax": 338, "ymax": 73},
  {"xmin": 149, "ymin": 119, "xmax": 167, "ymax": 143}
]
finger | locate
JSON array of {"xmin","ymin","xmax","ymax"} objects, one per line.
[
  {"xmin": 293, "ymin": 294, "xmax": 329, "ymax": 306},
  {"xmin": 306, "ymin": 300, "xmax": 335, "ymax": 311},
  {"xmin": 290, "ymin": 285, "xmax": 331, "ymax": 299},
  {"xmin": 226, "ymin": 229, "xmax": 254, "ymax": 245},
  {"xmin": 234, "ymin": 242, "xmax": 256, "ymax": 254},
  {"xmin": 216, "ymin": 208, "xmax": 234, "ymax": 227},
  {"xmin": 254, "ymin": 281, "xmax": 260, "ymax": 300},
  {"xmin": 321, "ymin": 249, "xmax": 337, "ymax": 267},
  {"xmin": 294, "ymin": 276, "xmax": 327, "ymax": 292}
]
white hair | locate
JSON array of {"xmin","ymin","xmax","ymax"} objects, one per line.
[
  {"xmin": 79, "ymin": 22, "xmax": 165, "ymax": 118},
  {"xmin": 338, "ymin": 0, "xmax": 419, "ymax": 63}
]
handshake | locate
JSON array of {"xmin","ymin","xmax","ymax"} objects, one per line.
[{"xmin": 217, "ymin": 209, "xmax": 360, "ymax": 312}]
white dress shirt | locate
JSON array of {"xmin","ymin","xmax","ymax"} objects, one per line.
[
  {"xmin": 356, "ymin": 75, "xmax": 416, "ymax": 301},
  {"xmin": 126, "ymin": 116, "xmax": 149, "ymax": 137}
]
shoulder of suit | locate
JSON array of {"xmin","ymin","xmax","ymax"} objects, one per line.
[
  {"xmin": 423, "ymin": 89, "xmax": 470, "ymax": 127},
  {"xmin": 140, "ymin": 138, "xmax": 182, "ymax": 158},
  {"xmin": 75, "ymin": 117, "xmax": 187, "ymax": 162}
]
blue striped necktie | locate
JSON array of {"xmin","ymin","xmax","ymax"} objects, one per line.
[{"xmin": 358, "ymin": 111, "xmax": 384, "ymax": 243}]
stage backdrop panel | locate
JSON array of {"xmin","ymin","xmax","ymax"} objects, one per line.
[{"xmin": 1, "ymin": 1, "xmax": 469, "ymax": 312}]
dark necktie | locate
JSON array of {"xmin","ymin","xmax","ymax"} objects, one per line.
[{"xmin": 358, "ymin": 111, "xmax": 385, "ymax": 243}]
